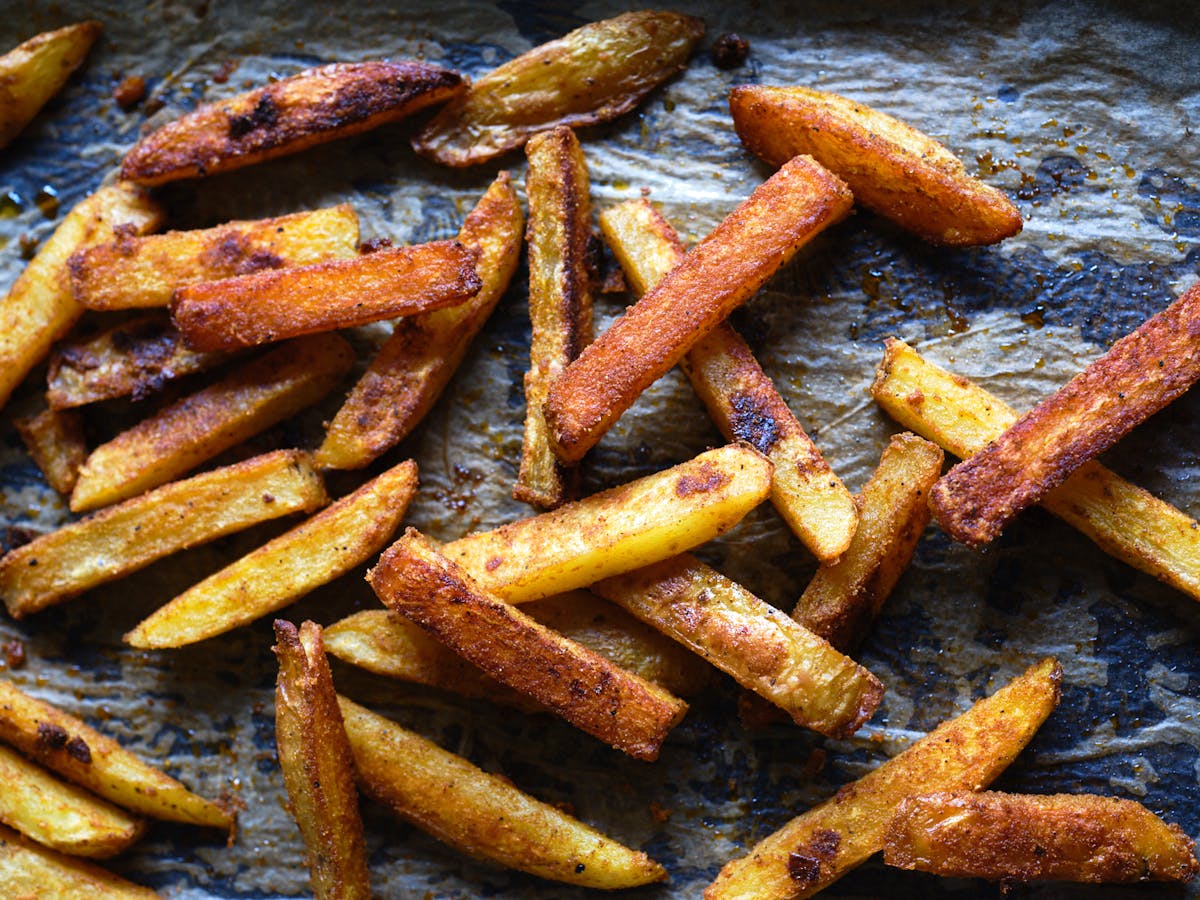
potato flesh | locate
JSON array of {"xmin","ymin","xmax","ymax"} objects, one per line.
[
  {"xmin": 0, "ymin": 822, "xmax": 158, "ymax": 898},
  {"xmin": 15, "ymin": 407, "xmax": 86, "ymax": 496},
  {"xmin": 0, "ymin": 22, "xmax": 102, "ymax": 148}
]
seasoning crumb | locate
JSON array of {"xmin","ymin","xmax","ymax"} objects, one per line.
[
  {"xmin": 359, "ymin": 236, "xmax": 394, "ymax": 254},
  {"xmin": 2, "ymin": 640, "xmax": 25, "ymax": 670},
  {"xmin": 66, "ymin": 736, "xmax": 93, "ymax": 764},
  {"xmin": 649, "ymin": 800, "xmax": 672, "ymax": 823},
  {"xmin": 36, "ymin": 721, "xmax": 69, "ymax": 751},
  {"xmin": 113, "ymin": 74, "xmax": 147, "ymax": 110},
  {"xmin": 711, "ymin": 33, "xmax": 750, "ymax": 70}
]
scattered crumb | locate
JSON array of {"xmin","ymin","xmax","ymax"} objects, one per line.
[
  {"xmin": 113, "ymin": 74, "xmax": 147, "ymax": 110},
  {"xmin": 711, "ymin": 33, "xmax": 750, "ymax": 70}
]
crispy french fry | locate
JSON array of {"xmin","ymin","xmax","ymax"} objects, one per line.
[
  {"xmin": 126, "ymin": 459, "xmax": 417, "ymax": 648},
  {"xmin": 369, "ymin": 529, "xmax": 688, "ymax": 761},
  {"xmin": 600, "ymin": 198, "xmax": 857, "ymax": 560},
  {"xmin": 545, "ymin": 155, "xmax": 852, "ymax": 463},
  {"xmin": 69, "ymin": 205, "xmax": 360, "ymax": 310},
  {"xmin": 705, "ymin": 658, "xmax": 1062, "ymax": 899},
  {"xmin": 0, "ymin": 22, "xmax": 102, "ymax": 148},
  {"xmin": 315, "ymin": 171, "xmax": 524, "ymax": 469},
  {"xmin": 929, "ymin": 280, "xmax": 1200, "ymax": 547},
  {"xmin": 729, "ymin": 85, "xmax": 1022, "ymax": 246},
  {"xmin": 70, "ymin": 333, "xmax": 354, "ymax": 512},
  {"xmin": 443, "ymin": 442, "xmax": 772, "ymax": 603},
  {"xmin": 274, "ymin": 621, "xmax": 369, "ymax": 900},
  {"xmin": 15, "ymin": 407, "xmax": 86, "ymax": 496},
  {"xmin": 0, "ymin": 680, "xmax": 231, "ymax": 829},
  {"xmin": 121, "ymin": 61, "xmax": 465, "ymax": 185},
  {"xmin": 0, "ymin": 822, "xmax": 158, "ymax": 898},
  {"xmin": 515, "ymin": 126, "xmax": 594, "ymax": 508},
  {"xmin": 338, "ymin": 695, "xmax": 668, "ymax": 888},
  {"xmin": 592, "ymin": 554, "xmax": 882, "ymax": 738},
  {"xmin": 412, "ymin": 11, "xmax": 703, "ymax": 167},
  {"xmin": 171, "ymin": 240, "xmax": 481, "ymax": 351},
  {"xmin": 0, "ymin": 183, "xmax": 164, "ymax": 413},
  {"xmin": 872, "ymin": 338, "xmax": 1200, "ymax": 600},
  {"xmin": 0, "ymin": 449, "xmax": 327, "ymax": 618},
  {"xmin": 883, "ymin": 791, "xmax": 1198, "ymax": 883}
]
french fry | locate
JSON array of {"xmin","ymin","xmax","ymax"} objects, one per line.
[
  {"xmin": 0, "ymin": 822, "xmax": 158, "ymax": 899},
  {"xmin": 15, "ymin": 407, "xmax": 86, "ymax": 496},
  {"xmin": 69, "ymin": 205, "xmax": 360, "ymax": 310},
  {"xmin": 315, "ymin": 171, "xmax": 524, "ymax": 469},
  {"xmin": 872, "ymin": 338, "xmax": 1200, "ymax": 600},
  {"xmin": 121, "ymin": 61, "xmax": 466, "ymax": 185},
  {"xmin": 545, "ymin": 155, "xmax": 852, "ymax": 464},
  {"xmin": 69, "ymin": 332, "xmax": 354, "ymax": 512},
  {"xmin": 412, "ymin": 11, "xmax": 704, "ymax": 167},
  {"xmin": 273, "ymin": 621, "xmax": 369, "ymax": 900},
  {"xmin": 600, "ymin": 198, "xmax": 857, "ymax": 561},
  {"xmin": 369, "ymin": 529, "xmax": 688, "ymax": 761},
  {"xmin": 0, "ymin": 183, "xmax": 164, "ymax": 413},
  {"xmin": 929, "ymin": 280, "xmax": 1200, "ymax": 547},
  {"xmin": 338, "ymin": 695, "xmax": 668, "ymax": 888},
  {"xmin": 0, "ymin": 449, "xmax": 327, "ymax": 619},
  {"xmin": 592, "ymin": 554, "xmax": 883, "ymax": 738},
  {"xmin": 729, "ymin": 85, "xmax": 1022, "ymax": 246},
  {"xmin": 171, "ymin": 240, "xmax": 481, "ymax": 351},
  {"xmin": 126, "ymin": 459, "xmax": 417, "ymax": 648},
  {"xmin": 0, "ymin": 680, "xmax": 231, "ymax": 829},
  {"xmin": 883, "ymin": 791, "xmax": 1198, "ymax": 883},
  {"xmin": 0, "ymin": 22, "xmax": 102, "ymax": 149},
  {"xmin": 705, "ymin": 658, "xmax": 1062, "ymax": 899},
  {"xmin": 514, "ymin": 126, "xmax": 595, "ymax": 508},
  {"xmin": 443, "ymin": 442, "xmax": 772, "ymax": 603}
]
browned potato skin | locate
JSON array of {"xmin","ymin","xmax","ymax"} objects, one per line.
[
  {"xmin": 121, "ymin": 61, "xmax": 465, "ymax": 185},
  {"xmin": 273, "ymin": 621, "xmax": 369, "ymax": 900},
  {"xmin": 729, "ymin": 85, "xmax": 1022, "ymax": 246},
  {"xmin": 15, "ymin": 407, "xmax": 86, "ymax": 496},
  {"xmin": 0, "ymin": 22, "xmax": 102, "ymax": 149},
  {"xmin": 884, "ymin": 791, "xmax": 1198, "ymax": 884},
  {"xmin": 369, "ymin": 529, "xmax": 688, "ymax": 761},
  {"xmin": 930, "ymin": 279, "xmax": 1200, "ymax": 547},
  {"xmin": 172, "ymin": 240, "xmax": 481, "ymax": 351},
  {"xmin": 0, "ymin": 822, "xmax": 159, "ymax": 898},
  {"xmin": 413, "ymin": 11, "xmax": 704, "ymax": 167},
  {"xmin": 545, "ymin": 155, "xmax": 852, "ymax": 463}
]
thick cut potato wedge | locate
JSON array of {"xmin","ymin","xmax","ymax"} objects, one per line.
[
  {"xmin": 515, "ymin": 126, "xmax": 594, "ymax": 508},
  {"xmin": 705, "ymin": 658, "xmax": 1062, "ymax": 899},
  {"xmin": 339, "ymin": 695, "xmax": 667, "ymax": 888},
  {"xmin": 0, "ymin": 183, "xmax": 164, "ymax": 413},
  {"xmin": 930, "ymin": 280, "xmax": 1200, "ymax": 547},
  {"xmin": 70, "ymin": 332, "xmax": 353, "ymax": 512},
  {"xmin": 600, "ymin": 198, "xmax": 857, "ymax": 560},
  {"xmin": 369, "ymin": 530, "xmax": 688, "ymax": 761},
  {"xmin": 873, "ymin": 338, "xmax": 1200, "ymax": 600},
  {"xmin": 443, "ymin": 442, "xmax": 772, "ymax": 603},
  {"xmin": 0, "ymin": 822, "xmax": 159, "ymax": 898},
  {"xmin": 413, "ymin": 11, "xmax": 703, "ymax": 167},
  {"xmin": 316, "ymin": 171, "xmax": 524, "ymax": 470},
  {"xmin": 127, "ymin": 459, "xmax": 417, "ymax": 648},
  {"xmin": 274, "ymin": 621, "xmax": 369, "ymax": 900},
  {"xmin": 884, "ymin": 791, "xmax": 1198, "ymax": 883},
  {"xmin": 0, "ymin": 680, "xmax": 230, "ymax": 829},
  {"xmin": 0, "ymin": 449, "xmax": 326, "ymax": 618},
  {"xmin": 69, "ymin": 205, "xmax": 360, "ymax": 310},
  {"xmin": 121, "ymin": 61, "xmax": 465, "ymax": 185},
  {"xmin": 545, "ymin": 156, "xmax": 852, "ymax": 463},
  {"xmin": 729, "ymin": 85, "xmax": 1022, "ymax": 246},
  {"xmin": 0, "ymin": 22, "xmax": 102, "ymax": 148},
  {"xmin": 172, "ymin": 240, "xmax": 480, "ymax": 351},
  {"xmin": 15, "ymin": 407, "xmax": 86, "ymax": 496}
]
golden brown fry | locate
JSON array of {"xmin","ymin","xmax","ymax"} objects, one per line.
[
  {"xmin": 121, "ymin": 61, "xmax": 465, "ymax": 185},
  {"xmin": 69, "ymin": 333, "xmax": 353, "ymax": 512},
  {"xmin": 515, "ymin": 126, "xmax": 595, "ymax": 508},
  {"xmin": 273, "ymin": 621, "xmax": 369, "ymax": 900},
  {"xmin": 930, "ymin": 280, "xmax": 1200, "ymax": 547},
  {"xmin": 413, "ymin": 11, "xmax": 704, "ymax": 167},
  {"xmin": 127, "ymin": 459, "xmax": 417, "ymax": 648},
  {"xmin": 705, "ymin": 658, "xmax": 1062, "ymax": 899},
  {"xmin": 171, "ymin": 240, "xmax": 481, "ymax": 351},
  {"xmin": 0, "ymin": 22, "xmax": 102, "ymax": 149},
  {"xmin": 315, "ymin": 171, "xmax": 524, "ymax": 470},
  {"xmin": 0, "ymin": 183, "xmax": 164, "ymax": 412},
  {"xmin": 729, "ymin": 85, "xmax": 1022, "ymax": 246},
  {"xmin": 369, "ymin": 529, "xmax": 688, "ymax": 761},
  {"xmin": 0, "ymin": 449, "xmax": 327, "ymax": 619},
  {"xmin": 599, "ymin": 198, "xmax": 857, "ymax": 560},
  {"xmin": 0, "ymin": 822, "xmax": 159, "ymax": 899},
  {"xmin": 545, "ymin": 155, "xmax": 852, "ymax": 463},
  {"xmin": 15, "ymin": 407, "xmax": 86, "ymax": 496},
  {"xmin": 883, "ymin": 791, "xmax": 1198, "ymax": 884},
  {"xmin": 69, "ymin": 205, "xmax": 360, "ymax": 310}
]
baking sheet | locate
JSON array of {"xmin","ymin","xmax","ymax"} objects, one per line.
[{"xmin": 3, "ymin": 1, "xmax": 1200, "ymax": 896}]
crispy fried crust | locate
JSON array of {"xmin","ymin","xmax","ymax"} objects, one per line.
[
  {"xmin": 15, "ymin": 407, "xmax": 86, "ymax": 496},
  {"xmin": 0, "ymin": 822, "xmax": 159, "ymax": 898},
  {"xmin": 121, "ymin": 61, "xmax": 465, "ymax": 185},
  {"xmin": 0, "ymin": 22, "xmax": 102, "ymax": 149}
]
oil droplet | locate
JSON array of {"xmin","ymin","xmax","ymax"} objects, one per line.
[
  {"xmin": 1123, "ymin": 164, "xmax": 1137, "ymax": 178},
  {"xmin": 34, "ymin": 185, "xmax": 59, "ymax": 219},
  {"xmin": 663, "ymin": 98, "xmax": 676, "ymax": 112},
  {"xmin": 0, "ymin": 191, "xmax": 21, "ymax": 219},
  {"xmin": 1021, "ymin": 304, "xmax": 1046, "ymax": 328},
  {"xmin": 19, "ymin": 234, "xmax": 38, "ymax": 260},
  {"xmin": 612, "ymin": 179, "xmax": 630, "ymax": 191}
]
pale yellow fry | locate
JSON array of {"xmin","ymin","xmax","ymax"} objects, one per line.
[
  {"xmin": 0, "ymin": 22, "xmax": 101, "ymax": 148},
  {"xmin": 0, "ymin": 822, "xmax": 158, "ymax": 899}
]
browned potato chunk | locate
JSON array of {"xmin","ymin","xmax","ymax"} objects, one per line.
[
  {"xmin": 15, "ymin": 407, "xmax": 86, "ymax": 496},
  {"xmin": 0, "ymin": 22, "xmax": 101, "ymax": 148},
  {"xmin": 0, "ymin": 822, "xmax": 158, "ymax": 898}
]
